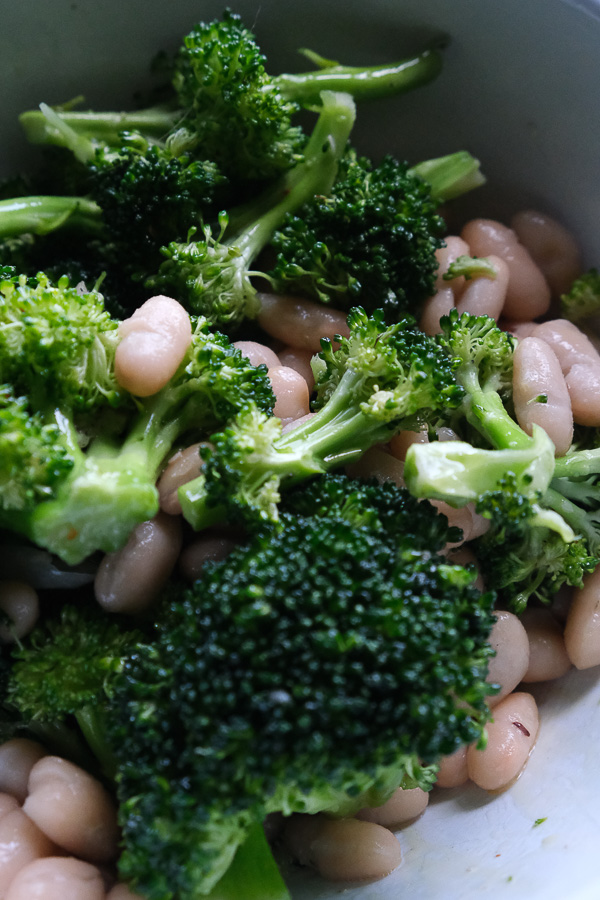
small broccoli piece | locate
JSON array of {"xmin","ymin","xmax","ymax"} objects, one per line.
[
  {"xmin": 109, "ymin": 478, "xmax": 495, "ymax": 899},
  {"xmin": 443, "ymin": 254, "xmax": 497, "ymax": 281},
  {"xmin": 0, "ymin": 269, "xmax": 274, "ymax": 564},
  {"xmin": 180, "ymin": 307, "xmax": 464, "ymax": 529},
  {"xmin": 408, "ymin": 150, "xmax": 486, "ymax": 203},
  {"xmin": 560, "ymin": 268, "xmax": 600, "ymax": 322},
  {"xmin": 149, "ymin": 89, "xmax": 357, "ymax": 326}
]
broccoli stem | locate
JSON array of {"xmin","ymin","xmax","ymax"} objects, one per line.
[
  {"xmin": 459, "ymin": 377, "xmax": 534, "ymax": 451},
  {"xmin": 207, "ymin": 824, "xmax": 290, "ymax": 900},
  {"xmin": 274, "ymin": 45, "xmax": 443, "ymax": 105},
  {"xmin": 409, "ymin": 150, "xmax": 486, "ymax": 203},
  {"xmin": 0, "ymin": 196, "xmax": 104, "ymax": 238},
  {"xmin": 19, "ymin": 105, "xmax": 178, "ymax": 150},
  {"xmin": 75, "ymin": 706, "xmax": 118, "ymax": 780}
]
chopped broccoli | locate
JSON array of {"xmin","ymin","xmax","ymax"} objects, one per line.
[
  {"xmin": 560, "ymin": 268, "xmax": 600, "ymax": 322},
  {"xmin": 268, "ymin": 150, "xmax": 484, "ymax": 318},
  {"xmin": 180, "ymin": 307, "xmax": 464, "ymax": 529},
  {"xmin": 0, "ymin": 268, "xmax": 274, "ymax": 564},
  {"xmin": 443, "ymin": 254, "xmax": 498, "ymax": 281}
]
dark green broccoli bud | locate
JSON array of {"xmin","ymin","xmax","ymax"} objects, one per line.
[
  {"xmin": 109, "ymin": 502, "xmax": 495, "ymax": 899},
  {"xmin": 180, "ymin": 308, "xmax": 464, "ymax": 528},
  {"xmin": 560, "ymin": 268, "xmax": 600, "ymax": 322}
]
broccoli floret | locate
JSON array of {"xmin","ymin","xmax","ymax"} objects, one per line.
[
  {"xmin": 443, "ymin": 254, "xmax": 498, "ymax": 282},
  {"xmin": 180, "ymin": 307, "xmax": 464, "ymax": 529},
  {"xmin": 108, "ymin": 477, "xmax": 495, "ymax": 899},
  {"xmin": 402, "ymin": 310, "xmax": 600, "ymax": 608},
  {"xmin": 560, "ymin": 268, "xmax": 600, "ymax": 322},
  {"xmin": 0, "ymin": 269, "xmax": 274, "ymax": 564},
  {"xmin": 268, "ymin": 150, "xmax": 484, "ymax": 318}
]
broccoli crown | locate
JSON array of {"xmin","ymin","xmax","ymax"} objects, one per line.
[
  {"xmin": 560, "ymin": 268, "xmax": 600, "ymax": 322},
  {"xmin": 268, "ymin": 151, "xmax": 445, "ymax": 318},
  {"xmin": 110, "ymin": 484, "xmax": 494, "ymax": 899},
  {"xmin": 438, "ymin": 308, "xmax": 515, "ymax": 404},
  {"xmin": 173, "ymin": 11, "xmax": 304, "ymax": 182}
]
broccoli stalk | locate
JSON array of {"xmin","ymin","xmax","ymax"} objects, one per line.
[
  {"xmin": 180, "ymin": 307, "xmax": 464, "ymax": 529},
  {"xmin": 0, "ymin": 195, "xmax": 103, "ymax": 239}
]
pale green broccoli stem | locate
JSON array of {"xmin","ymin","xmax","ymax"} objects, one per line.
[
  {"xmin": 456, "ymin": 363, "xmax": 535, "ymax": 451},
  {"xmin": 275, "ymin": 45, "xmax": 443, "ymax": 105},
  {"xmin": 206, "ymin": 824, "xmax": 290, "ymax": 900},
  {"xmin": 0, "ymin": 196, "xmax": 103, "ymax": 239},
  {"xmin": 409, "ymin": 151, "xmax": 486, "ymax": 203}
]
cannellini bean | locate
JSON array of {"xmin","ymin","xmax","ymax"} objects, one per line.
[
  {"xmin": 0, "ymin": 740, "xmax": 45, "ymax": 804},
  {"xmin": 5, "ymin": 857, "xmax": 105, "ymax": 900},
  {"xmin": 24, "ymin": 757, "xmax": 118, "ymax": 863},
  {"xmin": 485, "ymin": 611, "xmax": 530, "ymax": 706},
  {"xmin": 94, "ymin": 512, "xmax": 182, "ymax": 614},
  {"xmin": 345, "ymin": 447, "xmax": 404, "ymax": 486},
  {"xmin": 430, "ymin": 500, "xmax": 489, "ymax": 546},
  {"xmin": 446, "ymin": 546, "xmax": 485, "ymax": 592},
  {"xmin": 277, "ymin": 347, "xmax": 315, "ymax": 389},
  {"xmin": 455, "ymin": 255, "xmax": 509, "ymax": 321},
  {"xmin": 389, "ymin": 429, "xmax": 429, "ymax": 461},
  {"xmin": 0, "ymin": 794, "xmax": 19, "ymax": 822},
  {"xmin": 106, "ymin": 885, "xmax": 145, "ymax": 900},
  {"xmin": 435, "ymin": 746, "xmax": 469, "ymax": 788},
  {"xmin": 502, "ymin": 319, "xmax": 537, "ymax": 341},
  {"xmin": 256, "ymin": 292, "xmax": 349, "ymax": 352},
  {"xmin": 268, "ymin": 366, "xmax": 310, "ymax": 423},
  {"xmin": 520, "ymin": 608, "xmax": 572, "ymax": 682},
  {"xmin": 512, "ymin": 337, "xmax": 573, "ymax": 456},
  {"xmin": 434, "ymin": 235, "xmax": 471, "ymax": 292},
  {"xmin": 511, "ymin": 210, "xmax": 582, "ymax": 298},
  {"xmin": 0, "ymin": 808, "xmax": 55, "ymax": 896},
  {"xmin": 356, "ymin": 786, "xmax": 428, "ymax": 827},
  {"xmin": 419, "ymin": 286, "xmax": 455, "ymax": 336},
  {"xmin": 284, "ymin": 814, "xmax": 402, "ymax": 882},
  {"xmin": 533, "ymin": 319, "xmax": 600, "ymax": 426},
  {"xmin": 0, "ymin": 582, "xmax": 39, "ymax": 643},
  {"xmin": 157, "ymin": 444, "xmax": 204, "ymax": 515},
  {"xmin": 461, "ymin": 219, "xmax": 550, "ymax": 320},
  {"xmin": 467, "ymin": 692, "xmax": 539, "ymax": 792},
  {"xmin": 564, "ymin": 566, "xmax": 600, "ymax": 668},
  {"xmin": 179, "ymin": 534, "xmax": 237, "ymax": 582},
  {"xmin": 115, "ymin": 295, "xmax": 192, "ymax": 397},
  {"xmin": 232, "ymin": 340, "xmax": 280, "ymax": 369}
]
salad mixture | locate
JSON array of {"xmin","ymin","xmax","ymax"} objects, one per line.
[{"xmin": 1, "ymin": 10, "xmax": 600, "ymax": 900}]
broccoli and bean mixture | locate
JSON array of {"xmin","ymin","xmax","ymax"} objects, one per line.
[{"xmin": 0, "ymin": 11, "xmax": 599, "ymax": 899}]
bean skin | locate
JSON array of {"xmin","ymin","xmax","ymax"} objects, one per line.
[
  {"xmin": 512, "ymin": 336, "xmax": 573, "ymax": 456},
  {"xmin": 5, "ymin": 857, "xmax": 105, "ymax": 900},
  {"xmin": 435, "ymin": 746, "xmax": 469, "ymax": 788},
  {"xmin": 256, "ymin": 292, "xmax": 349, "ymax": 352},
  {"xmin": 485, "ymin": 611, "xmax": 530, "ymax": 707},
  {"xmin": 533, "ymin": 319, "xmax": 600, "ymax": 426},
  {"xmin": 277, "ymin": 347, "xmax": 315, "ymax": 389},
  {"xmin": 511, "ymin": 210, "xmax": 582, "ymax": 298},
  {"xmin": 434, "ymin": 235, "xmax": 471, "ymax": 293},
  {"xmin": 356, "ymin": 786, "xmax": 428, "ymax": 828},
  {"xmin": 520, "ymin": 608, "xmax": 571, "ymax": 682},
  {"xmin": 0, "ymin": 794, "xmax": 19, "ymax": 822},
  {"xmin": 268, "ymin": 365, "xmax": 310, "ymax": 424},
  {"xmin": 467, "ymin": 692, "xmax": 539, "ymax": 792},
  {"xmin": 106, "ymin": 885, "xmax": 146, "ymax": 900},
  {"xmin": 0, "ymin": 809, "xmax": 55, "ymax": 896},
  {"xmin": 564, "ymin": 566, "xmax": 600, "ymax": 669},
  {"xmin": 455, "ymin": 255, "xmax": 509, "ymax": 321},
  {"xmin": 232, "ymin": 340, "xmax": 279, "ymax": 369},
  {"xmin": 419, "ymin": 286, "xmax": 455, "ymax": 336},
  {"xmin": 179, "ymin": 534, "xmax": 237, "ymax": 582},
  {"xmin": 0, "ymin": 739, "xmax": 45, "ymax": 804},
  {"xmin": 0, "ymin": 581, "xmax": 39, "ymax": 643},
  {"xmin": 157, "ymin": 444, "xmax": 204, "ymax": 515}
]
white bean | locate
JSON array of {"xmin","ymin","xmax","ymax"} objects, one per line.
[
  {"xmin": 157, "ymin": 444, "xmax": 204, "ymax": 515},
  {"xmin": 179, "ymin": 534, "xmax": 237, "ymax": 582},
  {"xmin": 277, "ymin": 347, "xmax": 315, "ymax": 389},
  {"xmin": 434, "ymin": 235, "xmax": 471, "ymax": 292},
  {"xmin": 533, "ymin": 319, "xmax": 600, "ymax": 426},
  {"xmin": 0, "ymin": 809, "xmax": 55, "ymax": 896},
  {"xmin": 5, "ymin": 857, "xmax": 105, "ymax": 900},
  {"xmin": 232, "ymin": 340, "xmax": 280, "ymax": 369},
  {"xmin": 94, "ymin": 512, "xmax": 182, "ymax": 614},
  {"xmin": 256, "ymin": 292, "xmax": 349, "ymax": 352},
  {"xmin": 0, "ymin": 794, "xmax": 19, "ymax": 822},
  {"xmin": 467, "ymin": 692, "xmax": 539, "ymax": 792},
  {"xmin": 356, "ymin": 786, "xmax": 428, "ymax": 827},
  {"xmin": 284, "ymin": 814, "xmax": 402, "ymax": 882},
  {"xmin": 512, "ymin": 337, "xmax": 573, "ymax": 456},
  {"xmin": 419, "ymin": 286, "xmax": 455, "ymax": 336},
  {"xmin": 564, "ymin": 566, "xmax": 600, "ymax": 669},
  {"xmin": 389, "ymin": 428, "xmax": 429, "ymax": 461},
  {"xmin": 455, "ymin": 255, "xmax": 509, "ymax": 321},
  {"xmin": 511, "ymin": 210, "xmax": 582, "ymax": 298},
  {"xmin": 0, "ymin": 740, "xmax": 45, "ymax": 804},
  {"xmin": 345, "ymin": 447, "xmax": 404, "ymax": 486},
  {"xmin": 107, "ymin": 885, "xmax": 145, "ymax": 900},
  {"xmin": 115, "ymin": 295, "xmax": 192, "ymax": 397},
  {"xmin": 268, "ymin": 366, "xmax": 310, "ymax": 424},
  {"xmin": 485, "ymin": 611, "xmax": 530, "ymax": 706},
  {"xmin": 0, "ymin": 582, "xmax": 39, "ymax": 643},
  {"xmin": 435, "ymin": 746, "xmax": 469, "ymax": 788},
  {"xmin": 24, "ymin": 757, "xmax": 118, "ymax": 864},
  {"xmin": 446, "ymin": 546, "xmax": 485, "ymax": 592},
  {"xmin": 520, "ymin": 608, "xmax": 572, "ymax": 682},
  {"xmin": 461, "ymin": 219, "xmax": 551, "ymax": 320}
]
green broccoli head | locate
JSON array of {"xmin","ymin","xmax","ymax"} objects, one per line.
[{"xmin": 560, "ymin": 268, "xmax": 600, "ymax": 322}]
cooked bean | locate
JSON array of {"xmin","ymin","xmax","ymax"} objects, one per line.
[
  {"xmin": 284, "ymin": 814, "xmax": 402, "ymax": 882},
  {"xmin": 0, "ymin": 739, "xmax": 45, "ymax": 804},
  {"xmin": 434, "ymin": 235, "xmax": 471, "ymax": 292},
  {"xmin": 520, "ymin": 608, "xmax": 572, "ymax": 682},
  {"xmin": 435, "ymin": 746, "xmax": 469, "ymax": 788},
  {"xmin": 277, "ymin": 347, "xmax": 315, "ymax": 389},
  {"xmin": 419, "ymin": 286, "xmax": 455, "ymax": 336},
  {"xmin": 232, "ymin": 340, "xmax": 280, "ymax": 369},
  {"xmin": 564, "ymin": 566, "xmax": 600, "ymax": 669},
  {"xmin": 461, "ymin": 219, "xmax": 550, "ymax": 320},
  {"xmin": 157, "ymin": 444, "xmax": 204, "ymax": 515},
  {"xmin": 512, "ymin": 337, "xmax": 573, "ymax": 455},
  {"xmin": 179, "ymin": 534, "xmax": 237, "ymax": 582},
  {"xmin": 533, "ymin": 319, "xmax": 600, "ymax": 425},
  {"xmin": 115, "ymin": 294, "xmax": 192, "ymax": 397},
  {"xmin": 431, "ymin": 500, "xmax": 489, "ymax": 546},
  {"xmin": 0, "ymin": 794, "xmax": 19, "ymax": 822},
  {"xmin": 502, "ymin": 319, "xmax": 537, "ymax": 341},
  {"xmin": 0, "ymin": 581, "xmax": 39, "ymax": 643},
  {"xmin": 268, "ymin": 365, "xmax": 310, "ymax": 423},
  {"xmin": 94, "ymin": 511, "xmax": 182, "ymax": 614},
  {"xmin": 0, "ymin": 808, "xmax": 55, "ymax": 896},
  {"xmin": 511, "ymin": 210, "xmax": 582, "ymax": 298},
  {"xmin": 256, "ymin": 292, "xmax": 349, "ymax": 352},
  {"xmin": 356, "ymin": 786, "xmax": 428, "ymax": 827},
  {"xmin": 106, "ymin": 885, "xmax": 145, "ymax": 900},
  {"xmin": 281, "ymin": 412, "xmax": 316, "ymax": 434},
  {"xmin": 345, "ymin": 447, "xmax": 404, "ymax": 486},
  {"xmin": 446, "ymin": 546, "xmax": 485, "ymax": 591},
  {"xmin": 455, "ymin": 255, "xmax": 509, "ymax": 321},
  {"xmin": 5, "ymin": 857, "xmax": 105, "ymax": 900},
  {"xmin": 389, "ymin": 428, "xmax": 429, "ymax": 461},
  {"xmin": 466, "ymin": 692, "xmax": 539, "ymax": 792},
  {"xmin": 24, "ymin": 756, "xmax": 119, "ymax": 863},
  {"xmin": 485, "ymin": 610, "xmax": 530, "ymax": 707}
]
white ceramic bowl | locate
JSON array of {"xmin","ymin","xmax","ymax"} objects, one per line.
[{"xmin": 2, "ymin": 2, "xmax": 600, "ymax": 898}]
